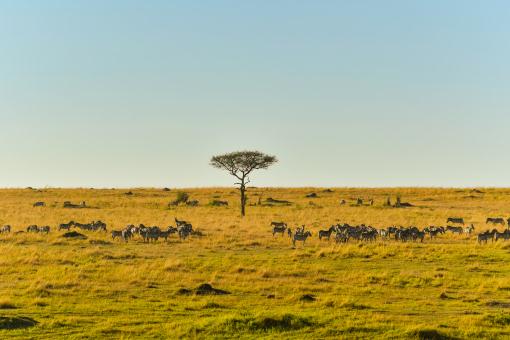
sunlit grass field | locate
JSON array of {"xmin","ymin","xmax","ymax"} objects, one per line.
[{"xmin": 1, "ymin": 187, "xmax": 510, "ymax": 339}]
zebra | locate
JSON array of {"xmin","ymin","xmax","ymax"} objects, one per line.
[
  {"xmin": 166, "ymin": 226, "xmax": 178, "ymax": 234},
  {"xmin": 379, "ymin": 229, "xmax": 388, "ymax": 239},
  {"xmin": 412, "ymin": 230, "xmax": 425, "ymax": 243},
  {"xmin": 335, "ymin": 231, "xmax": 349, "ymax": 243},
  {"xmin": 292, "ymin": 231, "xmax": 312, "ymax": 246},
  {"xmin": 178, "ymin": 224, "xmax": 193, "ymax": 240},
  {"xmin": 446, "ymin": 226, "xmax": 463, "ymax": 234},
  {"xmin": 464, "ymin": 224, "xmax": 475, "ymax": 234},
  {"xmin": 92, "ymin": 220, "xmax": 107, "ymax": 231},
  {"xmin": 0, "ymin": 225, "xmax": 11, "ymax": 233},
  {"xmin": 38, "ymin": 226, "xmax": 50, "ymax": 234},
  {"xmin": 487, "ymin": 218, "xmax": 505, "ymax": 225},
  {"xmin": 111, "ymin": 230, "xmax": 123, "ymax": 240},
  {"xmin": 59, "ymin": 221, "xmax": 74, "ymax": 231},
  {"xmin": 157, "ymin": 230, "xmax": 173, "ymax": 241},
  {"xmin": 27, "ymin": 225, "xmax": 39, "ymax": 233},
  {"xmin": 295, "ymin": 225, "xmax": 306, "ymax": 235},
  {"xmin": 447, "ymin": 217, "xmax": 464, "ymax": 225},
  {"xmin": 270, "ymin": 221, "xmax": 287, "ymax": 228},
  {"xmin": 426, "ymin": 228, "xmax": 440, "ymax": 239},
  {"xmin": 478, "ymin": 230, "xmax": 495, "ymax": 244},
  {"xmin": 140, "ymin": 226, "xmax": 161, "ymax": 242},
  {"xmin": 33, "ymin": 201, "xmax": 45, "ymax": 207},
  {"xmin": 175, "ymin": 218, "xmax": 189, "ymax": 227},
  {"xmin": 112, "ymin": 229, "xmax": 131, "ymax": 242},
  {"xmin": 318, "ymin": 226, "xmax": 336, "ymax": 240},
  {"xmin": 494, "ymin": 230, "xmax": 510, "ymax": 241},
  {"xmin": 272, "ymin": 225, "xmax": 287, "ymax": 237}
]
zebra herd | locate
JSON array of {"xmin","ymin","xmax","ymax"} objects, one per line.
[
  {"xmin": 58, "ymin": 220, "xmax": 107, "ymax": 231},
  {"xmin": 110, "ymin": 218, "xmax": 197, "ymax": 242},
  {"xmin": 271, "ymin": 218, "xmax": 509, "ymax": 246},
  {"xmin": 0, "ymin": 218, "xmax": 200, "ymax": 243}
]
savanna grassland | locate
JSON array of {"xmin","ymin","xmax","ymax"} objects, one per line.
[{"xmin": 1, "ymin": 187, "xmax": 510, "ymax": 339}]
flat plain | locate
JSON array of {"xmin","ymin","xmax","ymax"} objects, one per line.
[{"xmin": 1, "ymin": 187, "xmax": 510, "ymax": 339}]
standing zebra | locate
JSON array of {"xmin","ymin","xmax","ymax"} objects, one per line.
[{"xmin": 292, "ymin": 231, "xmax": 312, "ymax": 246}]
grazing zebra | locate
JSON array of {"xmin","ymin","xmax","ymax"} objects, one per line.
[
  {"xmin": 27, "ymin": 225, "xmax": 39, "ymax": 233},
  {"xmin": 487, "ymin": 218, "xmax": 505, "ymax": 225},
  {"xmin": 0, "ymin": 225, "xmax": 11, "ymax": 233},
  {"xmin": 379, "ymin": 229, "xmax": 388, "ymax": 239},
  {"xmin": 175, "ymin": 218, "xmax": 189, "ymax": 227},
  {"xmin": 464, "ymin": 224, "xmax": 475, "ymax": 234},
  {"xmin": 447, "ymin": 217, "xmax": 464, "ymax": 225},
  {"xmin": 272, "ymin": 225, "xmax": 287, "ymax": 237},
  {"xmin": 292, "ymin": 231, "xmax": 312, "ymax": 246},
  {"xmin": 174, "ymin": 223, "xmax": 192, "ymax": 240},
  {"xmin": 318, "ymin": 226, "xmax": 336, "ymax": 240},
  {"xmin": 38, "ymin": 226, "xmax": 50, "ymax": 234},
  {"xmin": 111, "ymin": 230, "xmax": 123, "ymax": 240},
  {"xmin": 178, "ymin": 228, "xmax": 191, "ymax": 240},
  {"xmin": 157, "ymin": 230, "xmax": 172, "ymax": 241},
  {"xmin": 166, "ymin": 226, "xmax": 178, "ymax": 234},
  {"xmin": 92, "ymin": 220, "xmax": 107, "ymax": 231},
  {"xmin": 335, "ymin": 232, "xmax": 349, "ymax": 243},
  {"xmin": 413, "ymin": 231, "xmax": 425, "ymax": 243},
  {"xmin": 270, "ymin": 221, "xmax": 287, "ymax": 228},
  {"xmin": 494, "ymin": 230, "xmax": 510, "ymax": 241},
  {"xmin": 59, "ymin": 221, "xmax": 74, "ymax": 231},
  {"xmin": 446, "ymin": 226, "xmax": 463, "ymax": 234},
  {"xmin": 478, "ymin": 231, "xmax": 495, "ymax": 244},
  {"xmin": 426, "ymin": 226, "xmax": 445, "ymax": 239}
]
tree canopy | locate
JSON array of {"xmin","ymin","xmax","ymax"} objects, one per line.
[{"xmin": 210, "ymin": 151, "xmax": 277, "ymax": 216}]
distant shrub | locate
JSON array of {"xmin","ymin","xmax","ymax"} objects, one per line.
[{"xmin": 169, "ymin": 192, "xmax": 189, "ymax": 206}]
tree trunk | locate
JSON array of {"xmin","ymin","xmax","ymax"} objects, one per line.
[{"xmin": 240, "ymin": 183, "xmax": 246, "ymax": 216}]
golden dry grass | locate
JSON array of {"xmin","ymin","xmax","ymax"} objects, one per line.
[{"xmin": 1, "ymin": 187, "xmax": 510, "ymax": 339}]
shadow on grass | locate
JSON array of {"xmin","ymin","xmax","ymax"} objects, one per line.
[
  {"xmin": 222, "ymin": 314, "xmax": 315, "ymax": 333},
  {"xmin": 0, "ymin": 317, "xmax": 38, "ymax": 330}
]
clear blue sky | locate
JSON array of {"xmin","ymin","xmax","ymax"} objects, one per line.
[{"xmin": 1, "ymin": 1, "xmax": 509, "ymax": 188}]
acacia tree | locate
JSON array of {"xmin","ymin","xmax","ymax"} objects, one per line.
[{"xmin": 210, "ymin": 151, "xmax": 277, "ymax": 216}]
